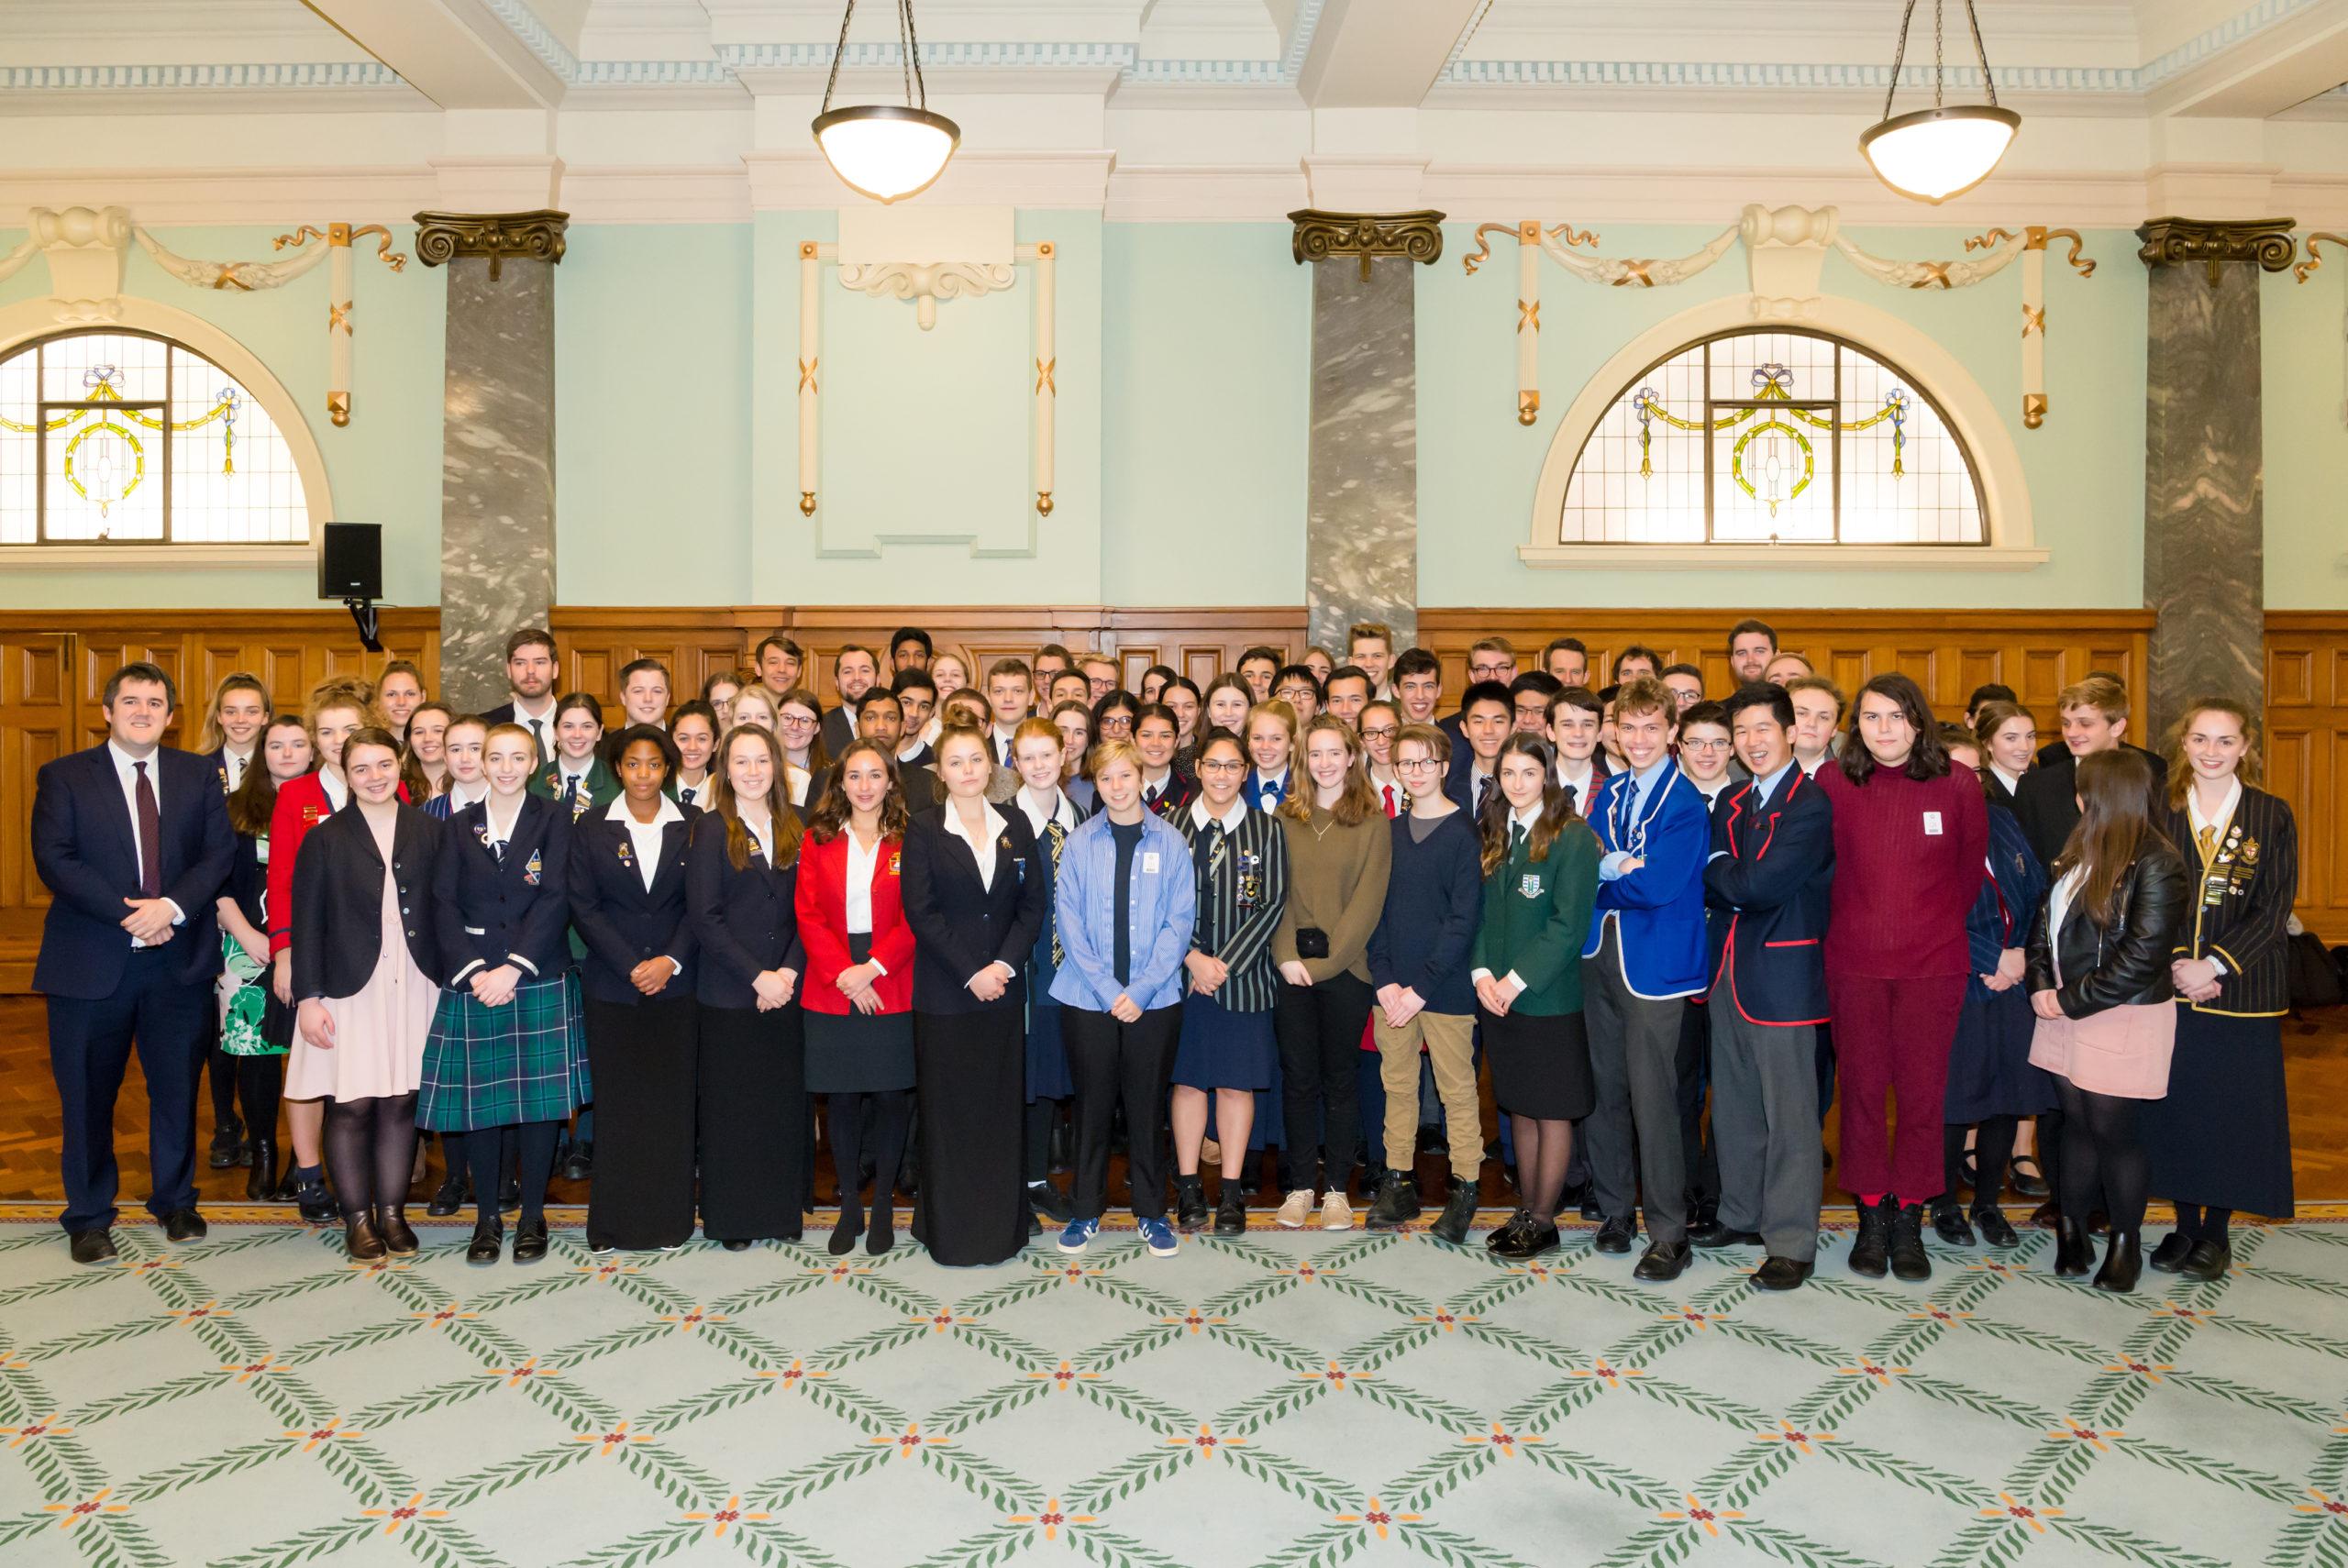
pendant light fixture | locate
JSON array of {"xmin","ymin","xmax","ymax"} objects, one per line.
[
  {"xmin": 1860, "ymin": 0, "xmax": 2021, "ymax": 204},
  {"xmin": 812, "ymin": 0, "xmax": 959, "ymax": 204}
]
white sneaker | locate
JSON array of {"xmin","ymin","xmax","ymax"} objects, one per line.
[
  {"xmin": 1276, "ymin": 1189, "xmax": 1313, "ymax": 1229},
  {"xmin": 1321, "ymin": 1191, "xmax": 1354, "ymax": 1231}
]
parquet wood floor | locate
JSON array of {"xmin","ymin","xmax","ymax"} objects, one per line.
[{"xmin": 3, "ymin": 994, "xmax": 2341, "ymax": 1210}]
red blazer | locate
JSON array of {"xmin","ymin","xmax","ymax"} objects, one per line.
[
  {"xmin": 793, "ymin": 828, "xmax": 915, "ymax": 1016},
  {"xmin": 266, "ymin": 771, "xmax": 410, "ymax": 954}
]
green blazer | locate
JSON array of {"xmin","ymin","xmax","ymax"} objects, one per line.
[
  {"xmin": 528, "ymin": 756, "xmax": 620, "ymax": 823},
  {"xmin": 1469, "ymin": 815, "xmax": 1600, "ymax": 1016}
]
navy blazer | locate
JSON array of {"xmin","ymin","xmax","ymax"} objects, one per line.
[
  {"xmin": 32, "ymin": 744, "xmax": 235, "ymax": 999},
  {"xmin": 1702, "ymin": 765, "xmax": 1835, "ymax": 1026},
  {"xmin": 686, "ymin": 814, "xmax": 806, "ymax": 1010},
  {"xmin": 433, "ymin": 795, "xmax": 574, "ymax": 986},
  {"xmin": 290, "ymin": 804, "xmax": 444, "ymax": 999},
  {"xmin": 899, "ymin": 804, "xmax": 1049, "ymax": 1015},
  {"xmin": 568, "ymin": 804, "xmax": 699, "ymax": 1005}
]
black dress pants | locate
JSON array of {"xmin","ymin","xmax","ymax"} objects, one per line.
[
  {"xmin": 1273, "ymin": 972, "xmax": 1372, "ymax": 1194},
  {"xmin": 49, "ymin": 951, "xmax": 209, "ymax": 1233},
  {"xmin": 1062, "ymin": 1003, "xmax": 1183, "ymax": 1220}
]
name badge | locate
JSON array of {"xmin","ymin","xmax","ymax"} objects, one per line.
[
  {"xmin": 1922, "ymin": 812, "xmax": 1944, "ymax": 836},
  {"xmin": 1142, "ymin": 851, "xmax": 1160, "ymax": 875}
]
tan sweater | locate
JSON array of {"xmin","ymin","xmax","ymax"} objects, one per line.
[{"xmin": 1271, "ymin": 805, "xmax": 1394, "ymax": 985}]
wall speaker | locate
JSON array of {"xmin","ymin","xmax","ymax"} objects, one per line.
[{"xmin": 318, "ymin": 523, "xmax": 382, "ymax": 601}]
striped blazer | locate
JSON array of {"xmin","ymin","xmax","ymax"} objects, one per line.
[
  {"xmin": 1174, "ymin": 800, "xmax": 1290, "ymax": 1013},
  {"xmin": 2162, "ymin": 784, "xmax": 2298, "ymax": 1018}
]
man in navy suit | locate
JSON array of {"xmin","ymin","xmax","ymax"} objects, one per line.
[
  {"xmin": 32, "ymin": 662, "xmax": 235, "ymax": 1263},
  {"xmin": 1699, "ymin": 682, "xmax": 1834, "ymax": 1290},
  {"xmin": 1442, "ymin": 681, "xmax": 1512, "ymax": 819}
]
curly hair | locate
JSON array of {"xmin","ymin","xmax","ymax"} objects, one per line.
[{"xmin": 804, "ymin": 738, "xmax": 910, "ymax": 845}]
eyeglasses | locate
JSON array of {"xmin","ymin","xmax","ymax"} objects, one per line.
[
  {"xmin": 1199, "ymin": 758, "xmax": 1247, "ymax": 775},
  {"xmin": 1681, "ymin": 737, "xmax": 1732, "ymax": 752},
  {"xmin": 1359, "ymin": 724, "xmax": 1398, "ymax": 741},
  {"xmin": 1395, "ymin": 757, "xmax": 1442, "ymax": 772}
]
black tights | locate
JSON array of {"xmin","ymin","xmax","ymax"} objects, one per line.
[
  {"xmin": 2170, "ymin": 1202, "xmax": 2234, "ymax": 1245},
  {"xmin": 235, "ymin": 1055, "xmax": 282, "ymax": 1144},
  {"xmin": 1025, "ymin": 1097, "xmax": 1064, "ymax": 1185},
  {"xmin": 465, "ymin": 1122, "xmax": 559, "ymax": 1226},
  {"xmin": 1943, "ymin": 1116, "xmax": 2017, "ymax": 1209},
  {"xmin": 324, "ymin": 1093, "xmax": 418, "ymax": 1216},
  {"xmin": 1512, "ymin": 1115, "xmax": 1575, "ymax": 1225},
  {"xmin": 828, "ymin": 1090, "xmax": 910, "ymax": 1220},
  {"xmin": 2056, "ymin": 1078, "xmax": 2147, "ymax": 1238}
]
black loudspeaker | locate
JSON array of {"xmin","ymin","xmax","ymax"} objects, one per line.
[{"xmin": 318, "ymin": 523, "xmax": 382, "ymax": 601}]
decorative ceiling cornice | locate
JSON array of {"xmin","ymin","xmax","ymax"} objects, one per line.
[
  {"xmin": 413, "ymin": 209, "xmax": 569, "ymax": 280},
  {"xmin": 0, "ymin": 61, "xmax": 407, "ymax": 92},
  {"xmin": 1290, "ymin": 209, "xmax": 1445, "ymax": 279},
  {"xmin": 2135, "ymin": 215, "xmax": 2298, "ymax": 284}
]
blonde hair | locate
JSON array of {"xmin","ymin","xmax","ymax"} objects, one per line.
[
  {"xmin": 1091, "ymin": 736, "xmax": 1145, "ymax": 781},
  {"xmin": 1611, "ymin": 676, "xmax": 1677, "ymax": 723},
  {"xmin": 197, "ymin": 673, "xmax": 271, "ymax": 755},
  {"xmin": 2056, "ymin": 676, "xmax": 2129, "ymax": 725},
  {"xmin": 482, "ymin": 722, "xmax": 541, "ymax": 767}
]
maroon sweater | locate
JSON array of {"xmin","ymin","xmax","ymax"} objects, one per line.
[{"xmin": 1817, "ymin": 762, "xmax": 1988, "ymax": 978}]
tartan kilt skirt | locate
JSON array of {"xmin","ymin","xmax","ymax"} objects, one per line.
[{"xmin": 418, "ymin": 969, "xmax": 592, "ymax": 1132}]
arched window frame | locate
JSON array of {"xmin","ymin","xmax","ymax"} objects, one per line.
[{"xmin": 1523, "ymin": 293, "xmax": 2045, "ymax": 570}]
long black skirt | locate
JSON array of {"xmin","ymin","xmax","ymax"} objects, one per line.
[
  {"xmin": 2143, "ymin": 1007, "xmax": 2295, "ymax": 1219},
  {"xmin": 911, "ymin": 1008, "xmax": 1025, "ymax": 1266},
  {"xmin": 585, "ymin": 995, "xmax": 698, "ymax": 1251},
  {"xmin": 698, "ymin": 1003, "xmax": 807, "ymax": 1242}
]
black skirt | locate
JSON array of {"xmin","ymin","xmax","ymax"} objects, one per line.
[
  {"xmin": 2143, "ymin": 1007, "xmax": 2295, "ymax": 1220},
  {"xmin": 805, "ymin": 934, "xmax": 915, "ymax": 1092},
  {"xmin": 1478, "ymin": 1005, "xmax": 1595, "ymax": 1121},
  {"xmin": 585, "ymin": 995, "xmax": 699, "ymax": 1251},
  {"xmin": 1943, "ymin": 986, "xmax": 2057, "ymax": 1123},
  {"xmin": 697, "ymin": 1003, "xmax": 807, "ymax": 1242},
  {"xmin": 910, "ymin": 1008, "xmax": 1027, "ymax": 1266}
]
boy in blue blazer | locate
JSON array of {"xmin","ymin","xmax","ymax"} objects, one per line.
[
  {"xmin": 1579, "ymin": 679, "xmax": 1710, "ymax": 1281},
  {"xmin": 1700, "ymin": 683, "xmax": 1834, "ymax": 1290}
]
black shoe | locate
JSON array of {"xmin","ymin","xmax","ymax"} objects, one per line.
[
  {"xmin": 512, "ymin": 1217, "xmax": 549, "ymax": 1264},
  {"xmin": 562, "ymin": 1141, "xmax": 593, "ymax": 1182},
  {"xmin": 2179, "ymin": 1239, "xmax": 2232, "ymax": 1281},
  {"xmin": 866, "ymin": 1204, "xmax": 894, "ymax": 1256},
  {"xmin": 246, "ymin": 1139, "xmax": 279, "ymax": 1202},
  {"xmin": 2148, "ymin": 1231, "xmax": 2193, "ymax": 1272},
  {"xmin": 1429, "ymin": 1178, "xmax": 1478, "ymax": 1246},
  {"xmin": 1751, "ymin": 1255, "xmax": 1812, "ymax": 1291},
  {"xmin": 1365, "ymin": 1171, "xmax": 1422, "ymax": 1230},
  {"xmin": 1485, "ymin": 1210, "xmax": 1530, "ymax": 1253},
  {"xmin": 1213, "ymin": 1187, "xmax": 1247, "ymax": 1238},
  {"xmin": 1174, "ymin": 1176, "xmax": 1209, "ymax": 1232},
  {"xmin": 2053, "ymin": 1216, "xmax": 2092, "ymax": 1276},
  {"xmin": 1972, "ymin": 1205, "xmax": 2020, "ymax": 1249},
  {"xmin": 829, "ymin": 1207, "xmax": 862, "ymax": 1256},
  {"xmin": 721, "ymin": 1238, "xmax": 752, "ymax": 1252},
  {"xmin": 374, "ymin": 1207, "xmax": 417, "ymax": 1256},
  {"xmin": 1689, "ymin": 1220, "xmax": 1762, "ymax": 1249},
  {"xmin": 2009, "ymin": 1154, "xmax": 2049, "ymax": 1198},
  {"xmin": 2029, "ymin": 1198, "xmax": 2060, "ymax": 1231},
  {"xmin": 209, "ymin": 1117, "xmax": 245, "ymax": 1169},
  {"xmin": 1027, "ymin": 1181, "xmax": 1073, "ymax": 1227},
  {"xmin": 500, "ymin": 1178, "xmax": 522, "ymax": 1213},
  {"xmin": 1889, "ymin": 1202, "xmax": 1931, "ymax": 1281},
  {"xmin": 343, "ymin": 1212, "xmax": 385, "ymax": 1261},
  {"xmin": 1931, "ymin": 1202, "xmax": 1976, "ymax": 1248},
  {"xmin": 466, "ymin": 1219, "xmax": 504, "ymax": 1265},
  {"xmin": 1237, "ymin": 1163, "xmax": 1262, "ymax": 1198},
  {"xmin": 1592, "ymin": 1215, "xmax": 1636, "ymax": 1254},
  {"xmin": 1491, "ymin": 1216, "xmax": 1561, "ymax": 1261},
  {"xmin": 1362, "ymin": 1163, "xmax": 1390, "ymax": 1198},
  {"xmin": 1634, "ymin": 1240, "xmax": 1691, "ymax": 1282},
  {"xmin": 293, "ymin": 1166, "xmax": 341, "ymax": 1224},
  {"xmin": 2092, "ymin": 1231, "xmax": 2142, "ymax": 1294},
  {"xmin": 1848, "ymin": 1196, "xmax": 1893, "ymax": 1277},
  {"xmin": 68, "ymin": 1227, "xmax": 116, "ymax": 1265},
  {"xmin": 426, "ymin": 1172, "xmax": 469, "ymax": 1218},
  {"xmin": 1415, "ymin": 1125, "xmax": 1445, "ymax": 1154},
  {"xmin": 162, "ymin": 1207, "xmax": 207, "ymax": 1242}
]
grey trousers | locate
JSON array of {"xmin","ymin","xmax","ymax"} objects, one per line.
[
  {"xmin": 1580, "ymin": 922, "xmax": 1689, "ymax": 1244},
  {"xmin": 1708, "ymin": 997, "xmax": 1823, "ymax": 1263}
]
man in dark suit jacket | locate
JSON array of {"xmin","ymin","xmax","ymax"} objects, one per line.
[
  {"xmin": 32, "ymin": 662, "xmax": 236, "ymax": 1263},
  {"xmin": 809, "ymin": 689, "xmax": 938, "ymax": 811},
  {"xmin": 820, "ymin": 644, "xmax": 883, "ymax": 760},
  {"xmin": 480, "ymin": 627, "xmax": 562, "ymax": 759},
  {"xmin": 2012, "ymin": 679, "xmax": 2167, "ymax": 869},
  {"xmin": 1441, "ymin": 681, "xmax": 1513, "ymax": 818}
]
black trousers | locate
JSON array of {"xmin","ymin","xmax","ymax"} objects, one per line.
[
  {"xmin": 1273, "ymin": 971, "xmax": 1373, "ymax": 1194},
  {"xmin": 1674, "ymin": 998, "xmax": 1722, "ymax": 1205},
  {"xmin": 697, "ymin": 1004, "xmax": 807, "ymax": 1242},
  {"xmin": 49, "ymin": 951, "xmax": 209, "ymax": 1232},
  {"xmin": 1062, "ymin": 1003, "xmax": 1183, "ymax": 1220},
  {"xmin": 585, "ymin": 995, "xmax": 699, "ymax": 1250}
]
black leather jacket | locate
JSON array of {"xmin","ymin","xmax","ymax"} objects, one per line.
[{"xmin": 2024, "ymin": 837, "xmax": 2187, "ymax": 1017}]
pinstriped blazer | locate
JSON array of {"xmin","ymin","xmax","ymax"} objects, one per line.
[{"xmin": 1174, "ymin": 800, "xmax": 1290, "ymax": 1014}]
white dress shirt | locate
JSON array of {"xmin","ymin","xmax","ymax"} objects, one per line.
[
  {"xmin": 941, "ymin": 800, "xmax": 1008, "ymax": 893},
  {"xmin": 844, "ymin": 828, "xmax": 881, "ymax": 935},
  {"xmin": 1017, "ymin": 787, "xmax": 1078, "ymax": 839},
  {"xmin": 444, "ymin": 777, "xmax": 490, "ymax": 812},
  {"xmin": 1990, "ymin": 763, "xmax": 2022, "ymax": 798},
  {"xmin": 1189, "ymin": 794, "xmax": 1246, "ymax": 835},
  {"xmin": 222, "ymin": 746, "xmax": 252, "ymax": 792},
  {"xmin": 108, "ymin": 740, "xmax": 185, "ymax": 943},
  {"xmin": 610, "ymin": 794, "xmax": 685, "ymax": 895},
  {"xmin": 2185, "ymin": 775, "xmax": 2244, "ymax": 974}
]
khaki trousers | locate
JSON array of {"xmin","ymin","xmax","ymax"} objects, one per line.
[{"xmin": 1373, "ymin": 1009, "xmax": 1481, "ymax": 1183}]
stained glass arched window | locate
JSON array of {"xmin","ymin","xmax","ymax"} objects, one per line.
[
  {"xmin": 1557, "ymin": 327, "xmax": 1984, "ymax": 547},
  {"xmin": 0, "ymin": 329, "xmax": 309, "ymax": 545}
]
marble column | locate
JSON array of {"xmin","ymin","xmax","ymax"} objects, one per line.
[
  {"xmin": 1294, "ymin": 211, "xmax": 1443, "ymax": 656},
  {"xmin": 2137, "ymin": 216, "xmax": 2295, "ymax": 740},
  {"xmin": 415, "ymin": 210, "xmax": 569, "ymax": 711}
]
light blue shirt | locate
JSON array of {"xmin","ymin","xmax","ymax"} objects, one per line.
[
  {"xmin": 1047, "ymin": 810, "xmax": 1198, "ymax": 1012},
  {"xmin": 1598, "ymin": 755, "xmax": 1678, "ymax": 881}
]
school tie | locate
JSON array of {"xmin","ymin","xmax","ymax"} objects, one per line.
[
  {"xmin": 2198, "ymin": 823, "xmax": 2215, "ymax": 859},
  {"xmin": 678, "ymin": 785, "xmax": 696, "ymax": 807},
  {"xmin": 1258, "ymin": 777, "xmax": 1284, "ymax": 811},
  {"xmin": 133, "ymin": 760, "xmax": 161, "ymax": 898},
  {"xmin": 1511, "ymin": 820, "xmax": 1528, "ymax": 858},
  {"xmin": 561, "ymin": 772, "xmax": 579, "ymax": 808},
  {"xmin": 526, "ymin": 717, "xmax": 547, "ymax": 761},
  {"xmin": 1045, "ymin": 820, "xmax": 1068, "ymax": 968},
  {"xmin": 1476, "ymin": 773, "xmax": 1492, "ymax": 816},
  {"xmin": 1381, "ymin": 782, "xmax": 1397, "ymax": 817},
  {"xmin": 1002, "ymin": 735, "xmax": 1014, "ymax": 767}
]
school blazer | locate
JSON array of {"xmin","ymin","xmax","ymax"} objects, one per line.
[
  {"xmin": 567, "ymin": 804, "xmax": 699, "ymax": 1005},
  {"xmin": 2161, "ymin": 786, "xmax": 2298, "ymax": 1018},
  {"xmin": 685, "ymin": 815, "xmax": 805, "ymax": 1010},
  {"xmin": 1142, "ymin": 768, "xmax": 1199, "ymax": 823},
  {"xmin": 1966, "ymin": 804, "xmax": 2046, "ymax": 1005},
  {"xmin": 1702, "ymin": 767, "xmax": 1835, "ymax": 1027},
  {"xmin": 1469, "ymin": 816, "xmax": 1601, "ymax": 1017},
  {"xmin": 30, "ymin": 743, "xmax": 235, "ymax": 999},
  {"xmin": 1581, "ymin": 764, "xmax": 1711, "ymax": 999},
  {"xmin": 432, "ymin": 795, "xmax": 573, "ymax": 988},
  {"xmin": 528, "ymin": 756, "xmax": 620, "ymax": 822},
  {"xmin": 1176, "ymin": 804, "xmax": 1290, "ymax": 1013},
  {"xmin": 289, "ymin": 804, "xmax": 444, "ymax": 1000},
  {"xmin": 899, "ymin": 805, "xmax": 1049, "ymax": 1015},
  {"xmin": 794, "ymin": 829, "xmax": 916, "ymax": 1016}
]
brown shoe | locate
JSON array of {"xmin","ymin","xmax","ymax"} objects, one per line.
[
  {"xmin": 374, "ymin": 1207, "xmax": 418, "ymax": 1256},
  {"xmin": 344, "ymin": 1212, "xmax": 387, "ymax": 1262},
  {"xmin": 2029, "ymin": 1199, "xmax": 2060, "ymax": 1231}
]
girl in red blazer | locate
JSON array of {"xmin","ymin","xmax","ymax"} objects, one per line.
[{"xmin": 795, "ymin": 738, "xmax": 918, "ymax": 1257}]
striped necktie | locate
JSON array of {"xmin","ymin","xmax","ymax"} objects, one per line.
[{"xmin": 1045, "ymin": 819, "xmax": 1068, "ymax": 967}]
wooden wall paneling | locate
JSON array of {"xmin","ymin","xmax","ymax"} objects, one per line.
[{"xmin": 2265, "ymin": 613, "xmax": 2348, "ymax": 941}]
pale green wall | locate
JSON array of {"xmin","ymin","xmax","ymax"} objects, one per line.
[
  {"xmin": 1416, "ymin": 222, "xmax": 2150, "ymax": 610},
  {"xmin": 555, "ymin": 223, "xmax": 753, "ymax": 605},
  {"xmin": 1100, "ymin": 222, "xmax": 1309, "ymax": 605},
  {"xmin": 0, "ymin": 222, "xmax": 445, "ymax": 608},
  {"xmin": 2262, "ymin": 264, "xmax": 2348, "ymax": 609}
]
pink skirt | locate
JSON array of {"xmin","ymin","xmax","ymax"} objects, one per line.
[
  {"xmin": 2028, "ymin": 1000, "xmax": 2176, "ymax": 1099},
  {"xmin": 285, "ymin": 901, "xmax": 440, "ymax": 1103}
]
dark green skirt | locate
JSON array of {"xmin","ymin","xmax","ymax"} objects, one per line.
[{"xmin": 418, "ymin": 970, "xmax": 591, "ymax": 1132}]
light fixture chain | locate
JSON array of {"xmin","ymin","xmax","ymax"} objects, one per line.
[
  {"xmin": 1965, "ymin": 0, "xmax": 1999, "ymax": 106},
  {"xmin": 1883, "ymin": 0, "xmax": 1918, "ymax": 120},
  {"xmin": 1933, "ymin": 0, "xmax": 1944, "ymax": 107},
  {"xmin": 903, "ymin": 0, "xmax": 928, "ymax": 109},
  {"xmin": 821, "ymin": 0, "xmax": 856, "ymax": 114}
]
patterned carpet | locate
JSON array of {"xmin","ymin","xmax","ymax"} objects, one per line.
[{"xmin": 2, "ymin": 1205, "xmax": 2347, "ymax": 1568}]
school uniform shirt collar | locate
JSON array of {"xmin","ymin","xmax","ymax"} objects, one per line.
[
  {"xmin": 1556, "ymin": 756, "xmax": 1593, "ymax": 793},
  {"xmin": 1622, "ymin": 753, "xmax": 1675, "ymax": 814},
  {"xmin": 2186, "ymin": 775, "xmax": 2243, "ymax": 845},
  {"xmin": 1508, "ymin": 802, "xmax": 1541, "ymax": 836},
  {"xmin": 1189, "ymin": 794, "xmax": 1247, "ymax": 834},
  {"xmin": 1018, "ymin": 788, "xmax": 1076, "ymax": 836},
  {"xmin": 558, "ymin": 755, "xmax": 593, "ymax": 785},
  {"xmin": 320, "ymin": 767, "xmax": 349, "ymax": 811},
  {"xmin": 1752, "ymin": 758, "xmax": 1799, "ymax": 804},
  {"xmin": 222, "ymin": 746, "xmax": 253, "ymax": 790},
  {"xmin": 604, "ymin": 793, "xmax": 685, "ymax": 831},
  {"xmin": 445, "ymin": 777, "xmax": 490, "ymax": 811},
  {"xmin": 1990, "ymin": 763, "xmax": 2022, "ymax": 796}
]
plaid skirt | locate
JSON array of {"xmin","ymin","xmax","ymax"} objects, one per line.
[{"xmin": 418, "ymin": 970, "xmax": 592, "ymax": 1132}]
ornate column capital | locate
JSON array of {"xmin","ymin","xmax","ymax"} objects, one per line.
[
  {"xmin": 411, "ymin": 210, "xmax": 570, "ymax": 282},
  {"xmin": 2134, "ymin": 216, "xmax": 2296, "ymax": 287},
  {"xmin": 1289, "ymin": 209, "xmax": 1445, "ymax": 281}
]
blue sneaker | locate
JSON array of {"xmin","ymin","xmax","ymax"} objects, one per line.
[
  {"xmin": 1138, "ymin": 1217, "xmax": 1179, "ymax": 1258},
  {"xmin": 1057, "ymin": 1218, "xmax": 1099, "ymax": 1255}
]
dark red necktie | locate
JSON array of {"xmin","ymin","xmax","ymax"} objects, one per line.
[{"xmin": 134, "ymin": 760, "xmax": 162, "ymax": 898}]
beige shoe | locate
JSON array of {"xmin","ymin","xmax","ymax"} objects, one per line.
[
  {"xmin": 1320, "ymin": 1191, "xmax": 1354, "ymax": 1231},
  {"xmin": 1201, "ymin": 1138, "xmax": 1222, "ymax": 1165},
  {"xmin": 1275, "ymin": 1188, "xmax": 1314, "ymax": 1229}
]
